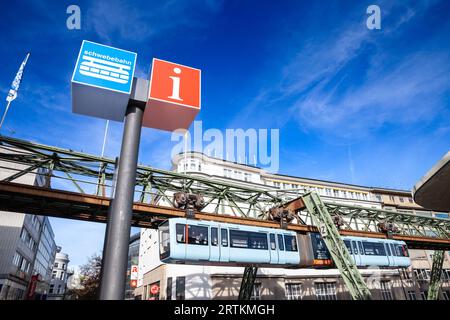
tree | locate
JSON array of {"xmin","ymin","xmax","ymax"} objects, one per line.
[{"xmin": 67, "ymin": 254, "xmax": 102, "ymax": 300}]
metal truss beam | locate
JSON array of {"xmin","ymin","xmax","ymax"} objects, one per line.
[
  {"xmin": 238, "ymin": 267, "xmax": 258, "ymax": 300},
  {"xmin": 302, "ymin": 192, "xmax": 372, "ymax": 300},
  {"xmin": 427, "ymin": 250, "xmax": 445, "ymax": 300}
]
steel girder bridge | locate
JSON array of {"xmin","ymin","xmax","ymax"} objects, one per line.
[{"xmin": 0, "ymin": 135, "xmax": 449, "ymax": 300}]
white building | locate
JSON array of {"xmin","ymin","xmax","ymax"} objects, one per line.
[{"xmin": 48, "ymin": 247, "xmax": 70, "ymax": 300}]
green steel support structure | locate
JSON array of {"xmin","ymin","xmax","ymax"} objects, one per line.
[
  {"xmin": 238, "ymin": 267, "xmax": 258, "ymax": 300},
  {"xmin": 302, "ymin": 192, "xmax": 372, "ymax": 300},
  {"xmin": 427, "ymin": 250, "xmax": 445, "ymax": 300}
]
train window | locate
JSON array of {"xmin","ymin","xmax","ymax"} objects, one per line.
[
  {"xmin": 159, "ymin": 222, "xmax": 170, "ymax": 257},
  {"xmin": 358, "ymin": 242, "xmax": 364, "ymax": 255},
  {"xmin": 176, "ymin": 224, "xmax": 186, "ymax": 243},
  {"xmin": 401, "ymin": 245, "xmax": 409, "ymax": 257},
  {"xmin": 249, "ymin": 232, "xmax": 268, "ymax": 250},
  {"xmin": 390, "ymin": 244, "xmax": 395, "ymax": 256},
  {"xmin": 230, "ymin": 230, "xmax": 268, "ymax": 250},
  {"xmin": 211, "ymin": 227, "xmax": 218, "ymax": 246},
  {"xmin": 284, "ymin": 235, "xmax": 298, "ymax": 252},
  {"xmin": 385, "ymin": 244, "xmax": 391, "ymax": 256},
  {"xmin": 278, "ymin": 235, "xmax": 285, "ymax": 251},
  {"xmin": 221, "ymin": 229, "xmax": 228, "ymax": 247},
  {"xmin": 344, "ymin": 240, "xmax": 352, "ymax": 254},
  {"xmin": 270, "ymin": 234, "xmax": 276, "ymax": 250},
  {"xmin": 363, "ymin": 242, "xmax": 386, "ymax": 256},
  {"xmin": 187, "ymin": 225, "xmax": 208, "ymax": 246},
  {"xmin": 352, "ymin": 241, "xmax": 359, "ymax": 254}
]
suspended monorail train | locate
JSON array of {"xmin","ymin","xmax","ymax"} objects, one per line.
[{"xmin": 158, "ymin": 218, "xmax": 411, "ymax": 268}]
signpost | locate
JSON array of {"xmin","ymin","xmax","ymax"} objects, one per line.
[{"xmin": 71, "ymin": 40, "xmax": 201, "ymax": 300}]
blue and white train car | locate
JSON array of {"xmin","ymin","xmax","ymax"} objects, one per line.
[
  {"xmin": 158, "ymin": 218, "xmax": 301, "ymax": 267},
  {"xmin": 343, "ymin": 236, "xmax": 410, "ymax": 268}
]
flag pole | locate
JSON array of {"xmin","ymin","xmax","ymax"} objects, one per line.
[{"xmin": 0, "ymin": 100, "xmax": 12, "ymax": 131}]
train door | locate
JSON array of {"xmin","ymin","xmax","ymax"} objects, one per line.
[
  {"xmin": 269, "ymin": 233, "xmax": 279, "ymax": 264},
  {"xmin": 210, "ymin": 226, "xmax": 220, "ymax": 262},
  {"xmin": 219, "ymin": 227, "xmax": 230, "ymax": 262},
  {"xmin": 277, "ymin": 234, "xmax": 286, "ymax": 264},
  {"xmin": 384, "ymin": 243, "xmax": 392, "ymax": 267},
  {"xmin": 351, "ymin": 241, "xmax": 361, "ymax": 266},
  {"xmin": 389, "ymin": 243, "xmax": 398, "ymax": 266}
]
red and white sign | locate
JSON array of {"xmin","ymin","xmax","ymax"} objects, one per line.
[
  {"xmin": 130, "ymin": 279, "xmax": 137, "ymax": 288},
  {"xmin": 130, "ymin": 265, "xmax": 138, "ymax": 280},
  {"xmin": 150, "ymin": 284, "xmax": 160, "ymax": 295},
  {"xmin": 143, "ymin": 58, "xmax": 201, "ymax": 131}
]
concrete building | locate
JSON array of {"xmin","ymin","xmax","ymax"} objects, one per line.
[
  {"xmin": 125, "ymin": 233, "xmax": 140, "ymax": 300},
  {"xmin": 134, "ymin": 152, "xmax": 450, "ymax": 300},
  {"xmin": 0, "ymin": 147, "xmax": 57, "ymax": 300},
  {"xmin": 48, "ymin": 247, "xmax": 70, "ymax": 300}
]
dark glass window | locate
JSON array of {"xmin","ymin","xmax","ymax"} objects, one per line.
[
  {"xmin": 230, "ymin": 230, "xmax": 268, "ymax": 250},
  {"xmin": 270, "ymin": 234, "xmax": 276, "ymax": 250},
  {"xmin": 284, "ymin": 235, "xmax": 298, "ymax": 252},
  {"xmin": 358, "ymin": 242, "xmax": 364, "ymax": 255},
  {"xmin": 221, "ymin": 229, "xmax": 228, "ymax": 247},
  {"xmin": 176, "ymin": 277, "xmax": 185, "ymax": 300},
  {"xmin": 187, "ymin": 225, "xmax": 208, "ymax": 246},
  {"xmin": 176, "ymin": 224, "xmax": 185, "ymax": 243},
  {"xmin": 363, "ymin": 242, "xmax": 386, "ymax": 256},
  {"xmin": 344, "ymin": 240, "xmax": 352, "ymax": 254},
  {"xmin": 352, "ymin": 241, "xmax": 359, "ymax": 254},
  {"xmin": 211, "ymin": 227, "xmax": 218, "ymax": 246},
  {"xmin": 278, "ymin": 234, "xmax": 285, "ymax": 251},
  {"xmin": 166, "ymin": 277, "xmax": 172, "ymax": 300}
]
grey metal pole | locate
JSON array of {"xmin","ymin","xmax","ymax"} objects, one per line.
[{"xmin": 99, "ymin": 103, "xmax": 144, "ymax": 300}]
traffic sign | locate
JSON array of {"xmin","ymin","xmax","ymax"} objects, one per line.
[
  {"xmin": 143, "ymin": 58, "xmax": 201, "ymax": 131},
  {"xmin": 71, "ymin": 40, "xmax": 137, "ymax": 121}
]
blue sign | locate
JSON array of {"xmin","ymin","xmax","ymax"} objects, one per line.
[{"xmin": 72, "ymin": 40, "xmax": 137, "ymax": 94}]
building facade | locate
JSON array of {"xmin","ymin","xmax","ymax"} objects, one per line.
[
  {"xmin": 48, "ymin": 247, "xmax": 70, "ymax": 300},
  {"xmin": 135, "ymin": 152, "xmax": 450, "ymax": 300},
  {"xmin": 0, "ymin": 147, "xmax": 58, "ymax": 300},
  {"xmin": 125, "ymin": 233, "xmax": 140, "ymax": 300}
]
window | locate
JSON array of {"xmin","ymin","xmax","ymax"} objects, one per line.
[
  {"xmin": 187, "ymin": 225, "xmax": 208, "ymax": 245},
  {"xmin": 176, "ymin": 277, "xmax": 185, "ymax": 300},
  {"xmin": 442, "ymin": 291, "xmax": 450, "ymax": 301},
  {"xmin": 175, "ymin": 224, "xmax": 185, "ymax": 243},
  {"xmin": 273, "ymin": 182, "xmax": 280, "ymax": 189},
  {"xmin": 341, "ymin": 191, "xmax": 347, "ymax": 198},
  {"xmin": 314, "ymin": 282, "xmax": 337, "ymax": 300},
  {"xmin": 407, "ymin": 291, "xmax": 416, "ymax": 300},
  {"xmin": 352, "ymin": 242, "xmax": 359, "ymax": 254},
  {"xmin": 380, "ymin": 281, "xmax": 393, "ymax": 300},
  {"xmin": 325, "ymin": 188, "xmax": 332, "ymax": 196},
  {"xmin": 284, "ymin": 235, "xmax": 298, "ymax": 252},
  {"xmin": 224, "ymin": 169, "xmax": 233, "ymax": 178},
  {"xmin": 250, "ymin": 283, "xmax": 261, "ymax": 300},
  {"xmin": 408, "ymin": 197, "xmax": 413, "ymax": 203},
  {"xmin": 270, "ymin": 234, "xmax": 276, "ymax": 250},
  {"xmin": 344, "ymin": 240, "xmax": 352, "ymax": 254},
  {"xmin": 415, "ymin": 269, "xmax": 430, "ymax": 281},
  {"xmin": 62, "ymin": 263, "xmax": 66, "ymax": 270},
  {"xmin": 221, "ymin": 229, "xmax": 228, "ymax": 247},
  {"xmin": 389, "ymin": 195, "xmax": 395, "ymax": 201},
  {"xmin": 420, "ymin": 291, "xmax": 428, "ymax": 300},
  {"xmin": 244, "ymin": 173, "xmax": 251, "ymax": 182},
  {"xmin": 52, "ymin": 270, "xmax": 57, "ymax": 279},
  {"xmin": 362, "ymin": 242, "xmax": 386, "ymax": 256},
  {"xmin": 358, "ymin": 242, "xmax": 364, "ymax": 255},
  {"xmin": 60, "ymin": 271, "xmax": 65, "ymax": 280},
  {"xmin": 166, "ymin": 277, "xmax": 172, "ymax": 300},
  {"xmin": 230, "ymin": 230, "xmax": 268, "ymax": 250},
  {"xmin": 362, "ymin": 193, "xmax": 368, "ymax": 200},
  {"xmin": 54, "ymin": 262, "xmax": 59, "ymax": 268},
  {"xmin": 277, "ymin": 235, "xmax": 284, "ymax": 251},
  {"xmin": 333, "ymin": 190, "xmax": 339, "ymax": 197},
  {"xmin": 286, "ymin": 283, "xmax": 302, "ymax": 300},
  {"xmin": 399, "ymin": 197, "xmax": 404, "ymax": 203},
  {"xmin": 49, "ymin": 285, "xmax": 54, "ymax": 294},
  {"xmin": 234, "ymin": 171, "xmax": 242, "ymax": 180},
  {"xmin": 211, "ymin": 227, "xmax": 218, "ymax": 246},
  {"xmin": 13, "ymin": 252, "xmax": 21, "ymax": 266}
]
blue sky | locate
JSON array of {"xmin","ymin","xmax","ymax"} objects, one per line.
[{"xmin": 1, "ymin": 0, "xmax": 449, "ymax": 268}]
